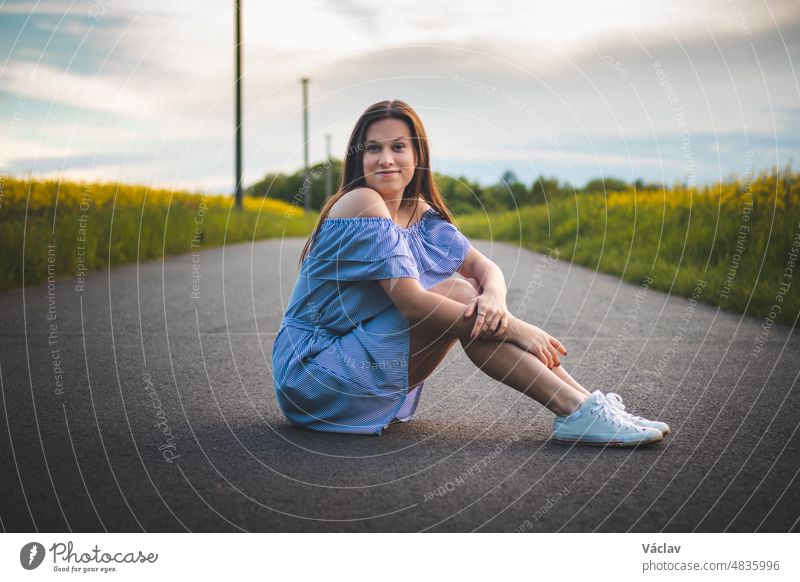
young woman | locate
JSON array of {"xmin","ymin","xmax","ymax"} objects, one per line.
[{"xmin": 272, "ymin": 99, "xmax": 670, "ymax": 445}]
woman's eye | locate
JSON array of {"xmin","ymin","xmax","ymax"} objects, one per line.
[{"xmin": 366, "ymin": 143, "xmax": 403, "ymax": 152}]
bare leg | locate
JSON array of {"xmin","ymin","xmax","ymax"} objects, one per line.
[
  {"xmin": 466, "ymin": 275, "xmax": 591, "ymax": 401},
  {"xmin": 459, "ymin": 336, "xmax": 585, "ymax": 416},
  {"xmin": 549, "ymin": 365, "xmax": 591, "ymax": 396},
  {"xmin": 414, "ymin": 278, "xmax": 587, "ymax": 417},
  {"xmin": 407, "ymin": 277, "xmax": 492, "ymax": 388}
]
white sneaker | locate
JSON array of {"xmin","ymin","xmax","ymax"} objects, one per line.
[
  {"xmin": 604, "ymin": 392, "xmax": 671, "ymax": 436},
  {"xmin": 552, "ymin": 390, "xmax": 663, "ymax": 447}
]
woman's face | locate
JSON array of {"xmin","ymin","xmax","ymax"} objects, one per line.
[{"xmin": 362, "ymin": 118, "xmax": 417, "ymax": 197}]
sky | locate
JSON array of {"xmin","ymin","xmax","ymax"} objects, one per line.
[{"xmin": 1, "ymin": 0, "xmax": 799, "ymax": 194}]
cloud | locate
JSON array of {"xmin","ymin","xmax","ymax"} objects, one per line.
[
  {"xmin": 0, "ymin": 139, "xmax": 77, "ymax": 168},
  {"xmin": 2, "ymin": 60, "xmax": 157, "ymax": 116}
]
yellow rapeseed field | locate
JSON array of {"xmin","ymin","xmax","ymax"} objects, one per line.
[
  {"xmin": 0, "ymin": 176, "xmax": 313, "ymax": 290},
  {"xmin": 1, "ymin": 176, "xmax": 301, "ymax": 214}
]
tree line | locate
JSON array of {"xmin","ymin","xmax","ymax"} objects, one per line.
[{"xmin": 246, "ymin": 161, "xmax": 664, "ymax": 215}]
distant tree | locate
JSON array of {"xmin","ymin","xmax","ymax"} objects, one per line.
[
  {"xmin": 582, "ymin": 177, "xmax": 629, "ymax": 193},
  {"xmin": 436, "ymin": 173, "xmax": 481, "ymax": 214},
  {"xmin": 247, "ymin": 159, "xmax": 343, "ymax": 209},
  {"xmin": 530, "ymin": 176, "xmax": 566, "ymax": 205},
  {"xmin": 483, "ymin": 170, "xmax": 528, "ymax": 210},
  {"xmin": 633, "ymin": 177, "xmax": 664, "ymax": 191},
  {"xmin": 501, "ymin": 169, "xmax": 520, "ymax": 186}
]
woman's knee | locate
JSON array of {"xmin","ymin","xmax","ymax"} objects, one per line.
[
  {"xmin": 428, "ymin": 277, "xmax": 479, "ymax": 304},
  {"xmin": 464, "ymin": 277, "xmax": 481, "ymax": 292},
  {"xmin": 411, "ymin": 278, "xmax": 478, "ymax": 345}
]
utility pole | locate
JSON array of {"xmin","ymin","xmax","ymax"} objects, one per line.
[
  {"xmin": 301, "ymin": 77, "xmax": 310, "ymax": 211},
  {"xmin": 325, "ymin": 133, "xmax": 332, "ymax": 201},
  {"xmin": 233, "ymin": 1, "xmax": 243, "ymax": 210}
]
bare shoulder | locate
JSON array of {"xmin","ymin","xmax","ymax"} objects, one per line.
[{"xmin": 327, "ymin": 188, "xmax": 390, "ymax": 219}]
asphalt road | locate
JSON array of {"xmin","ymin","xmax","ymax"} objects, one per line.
[{"xmin": 1, "ymin": 236, "xmax": 798, "ymax": 532}]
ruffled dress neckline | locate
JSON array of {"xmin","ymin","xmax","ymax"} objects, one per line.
[{"xmin": 321, "ymin": 207, "xmax": 437, "ymax": 232}]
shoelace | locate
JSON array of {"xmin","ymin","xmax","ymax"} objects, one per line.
[
  {"xmin": 588, "ymin": 394, "xmax": 629, "ymax": 428},
  {"xmin": 605, "ymin": 392, "xmax": 643, "ymax": 421}
]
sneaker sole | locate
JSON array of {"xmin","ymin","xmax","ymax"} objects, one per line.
[
  {"xmin": 552, "ymin": 433, "xmax": 664, "ymax": 447},
  {"xmin": 633, "ymin": 421, "xmax": 670, "ymax": 436},
  {"xmin": 637, "ymin": 424, "xmax": 670, "ymax": 436}
]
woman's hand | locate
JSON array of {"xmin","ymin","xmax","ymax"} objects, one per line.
[
  {"xmin": 463, "ymin": 288, "xmax": 512, "ymax": 340},
  {"xmin": 507, "ymin": 320, "xmax": 568, "ymax": 369}
]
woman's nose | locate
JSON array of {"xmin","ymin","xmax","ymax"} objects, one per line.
[{"xmin": 378, "ymin": 150, "xmax": 394, "ymax": 166}]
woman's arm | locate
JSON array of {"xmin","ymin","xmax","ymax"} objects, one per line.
[
  {"xmin": 378, "ymin": 277, "xmax": 490, "ymax": 339},
  {"xmin": 458, "ymin": 246, "xmax": 506, "ymax": 298},
  {"xmin": 458, "ymin": 246, "xmax": 510, "ymax": 339}
]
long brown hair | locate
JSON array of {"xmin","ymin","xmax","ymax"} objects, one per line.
[{"xmin": 297, "ymin": 99, "xmax": 456, "ymax": 267}]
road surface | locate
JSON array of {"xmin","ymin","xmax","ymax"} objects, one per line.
[{"xmin": 1, "ymin": 236, "xmax": 798, "ymax": 532}]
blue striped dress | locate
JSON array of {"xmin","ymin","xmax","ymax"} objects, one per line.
[{"xmin": 272, "ymin": 207, "xmax": 471, "ymax": 435}]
